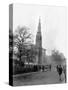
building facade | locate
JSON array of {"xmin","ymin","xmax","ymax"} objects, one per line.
[{"xmin": 35, "ymin": 18, "xmax": 46, "ymax": 65}]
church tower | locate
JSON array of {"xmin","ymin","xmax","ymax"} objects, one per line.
[{"xmin": 36, "ymin": 17, "xmax": 42, "ymax": 64}]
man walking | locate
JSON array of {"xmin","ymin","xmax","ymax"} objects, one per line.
[{"xmin": 56, "ymin": 65, "xmax": 63, "ymax": 81}]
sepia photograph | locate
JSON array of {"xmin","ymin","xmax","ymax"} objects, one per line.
[{"xmin": 9, "ymin": 4, "xmax": 67, "ymax": 86}]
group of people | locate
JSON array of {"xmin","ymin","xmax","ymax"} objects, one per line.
[{"xmin": 56, "ymin": 64, "xmax": 66, "ymax": 83}]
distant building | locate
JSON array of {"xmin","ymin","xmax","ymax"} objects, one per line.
[{"xmin": 30, "ymin": 17, "xmax": 46, "ymax": 65}]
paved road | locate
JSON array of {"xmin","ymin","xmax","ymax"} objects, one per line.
[{"xmin": 13, "ymin": 70, "xmax": 65, "ymax": 86}]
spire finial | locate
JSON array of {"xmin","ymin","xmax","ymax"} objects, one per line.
[{"xmin": 39, "ymin": 16, "xmax": 41, "ymax": 23}]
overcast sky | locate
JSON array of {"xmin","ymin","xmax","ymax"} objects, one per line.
[{"xmin": 13, "ymin": 4, "xmax": 66, "ymax": 57}]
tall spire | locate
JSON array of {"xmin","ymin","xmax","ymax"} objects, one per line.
[
  {"xmin": 38, "ymin": 16, "xmax": 41, "ymax": 33},
  {"xmin": 36, "ymin": 16, "xmax": 42, "ymax": 64},
  {"xmin": 36, "ymin": 16, "xmax": 42, "ymax": 47}
]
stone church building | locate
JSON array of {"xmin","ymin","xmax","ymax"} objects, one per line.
[{"xmin": 29, "ymin": 18, "xmax": 46, "ymax": 65}]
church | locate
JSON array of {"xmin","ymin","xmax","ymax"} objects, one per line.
[
  {"xmin": 29, "ymin": 18, "xmax": 46, "ymax": 65},
  {"xmin": 13, "ymin": 17, "xmax": 47, "ymax": 65}
]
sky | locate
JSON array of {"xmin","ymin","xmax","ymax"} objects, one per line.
[{"xmin": 13, "ymin": 4, "xmax": 66, "ymax": 57}]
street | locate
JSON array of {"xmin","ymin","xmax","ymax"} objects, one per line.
[{"xmin": 13, "ymin": 69, "xmax": 65, "ymax": 86}]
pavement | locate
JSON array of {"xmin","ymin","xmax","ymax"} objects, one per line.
[{"xmin": 13, "ymin": 69, "xmax": 65, "ymax": 86}]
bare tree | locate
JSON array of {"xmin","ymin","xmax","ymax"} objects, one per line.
[
  {"xmin": 51, "ymin": 50, "xmax": 66, "ymax": 65},
  {"xmin": 13, "ymin": 26, "xmax": 33, "ymax": 64}
]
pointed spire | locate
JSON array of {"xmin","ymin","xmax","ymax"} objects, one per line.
[
  {"xmin": 39, "ymin": 16, "xmax": 41, "ymax": 26},
  {"xmin": 39, "ymin": 16, "xmax": 41, "ymax": 24},
  {"xmin": 38, "ymin": 16, "xmax": 41, "ymax": 33}
]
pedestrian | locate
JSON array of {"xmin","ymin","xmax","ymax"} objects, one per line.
[
  {"xmin": 56, "ymin": 65, "xmax": 63, "ymax": 81},
  {"xmin": 42, "ymin": 65, "xmax": 45, "ymax": 72},
  {"xmin": 49, "ymin": 64, "xmax": 51, "ymax": 71},
  {"xmin": 63, "ymin": 65, "xmax": 66, "ymax": 83}
]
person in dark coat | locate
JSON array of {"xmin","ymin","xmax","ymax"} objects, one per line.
[
  {"xmin": 63, "ymin": 65, "xmax": 66, "ymax": 83},
  {"xmin": 56, "ymin": 65, "xmax": 63, "ymax": 81},
  {"xmin": 42, "ymin": 65, "xmax": 45, "ymax": 72},
  {"xmin": 49, "ymin": 64, "xmax": 51, "ymax": 71}
]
